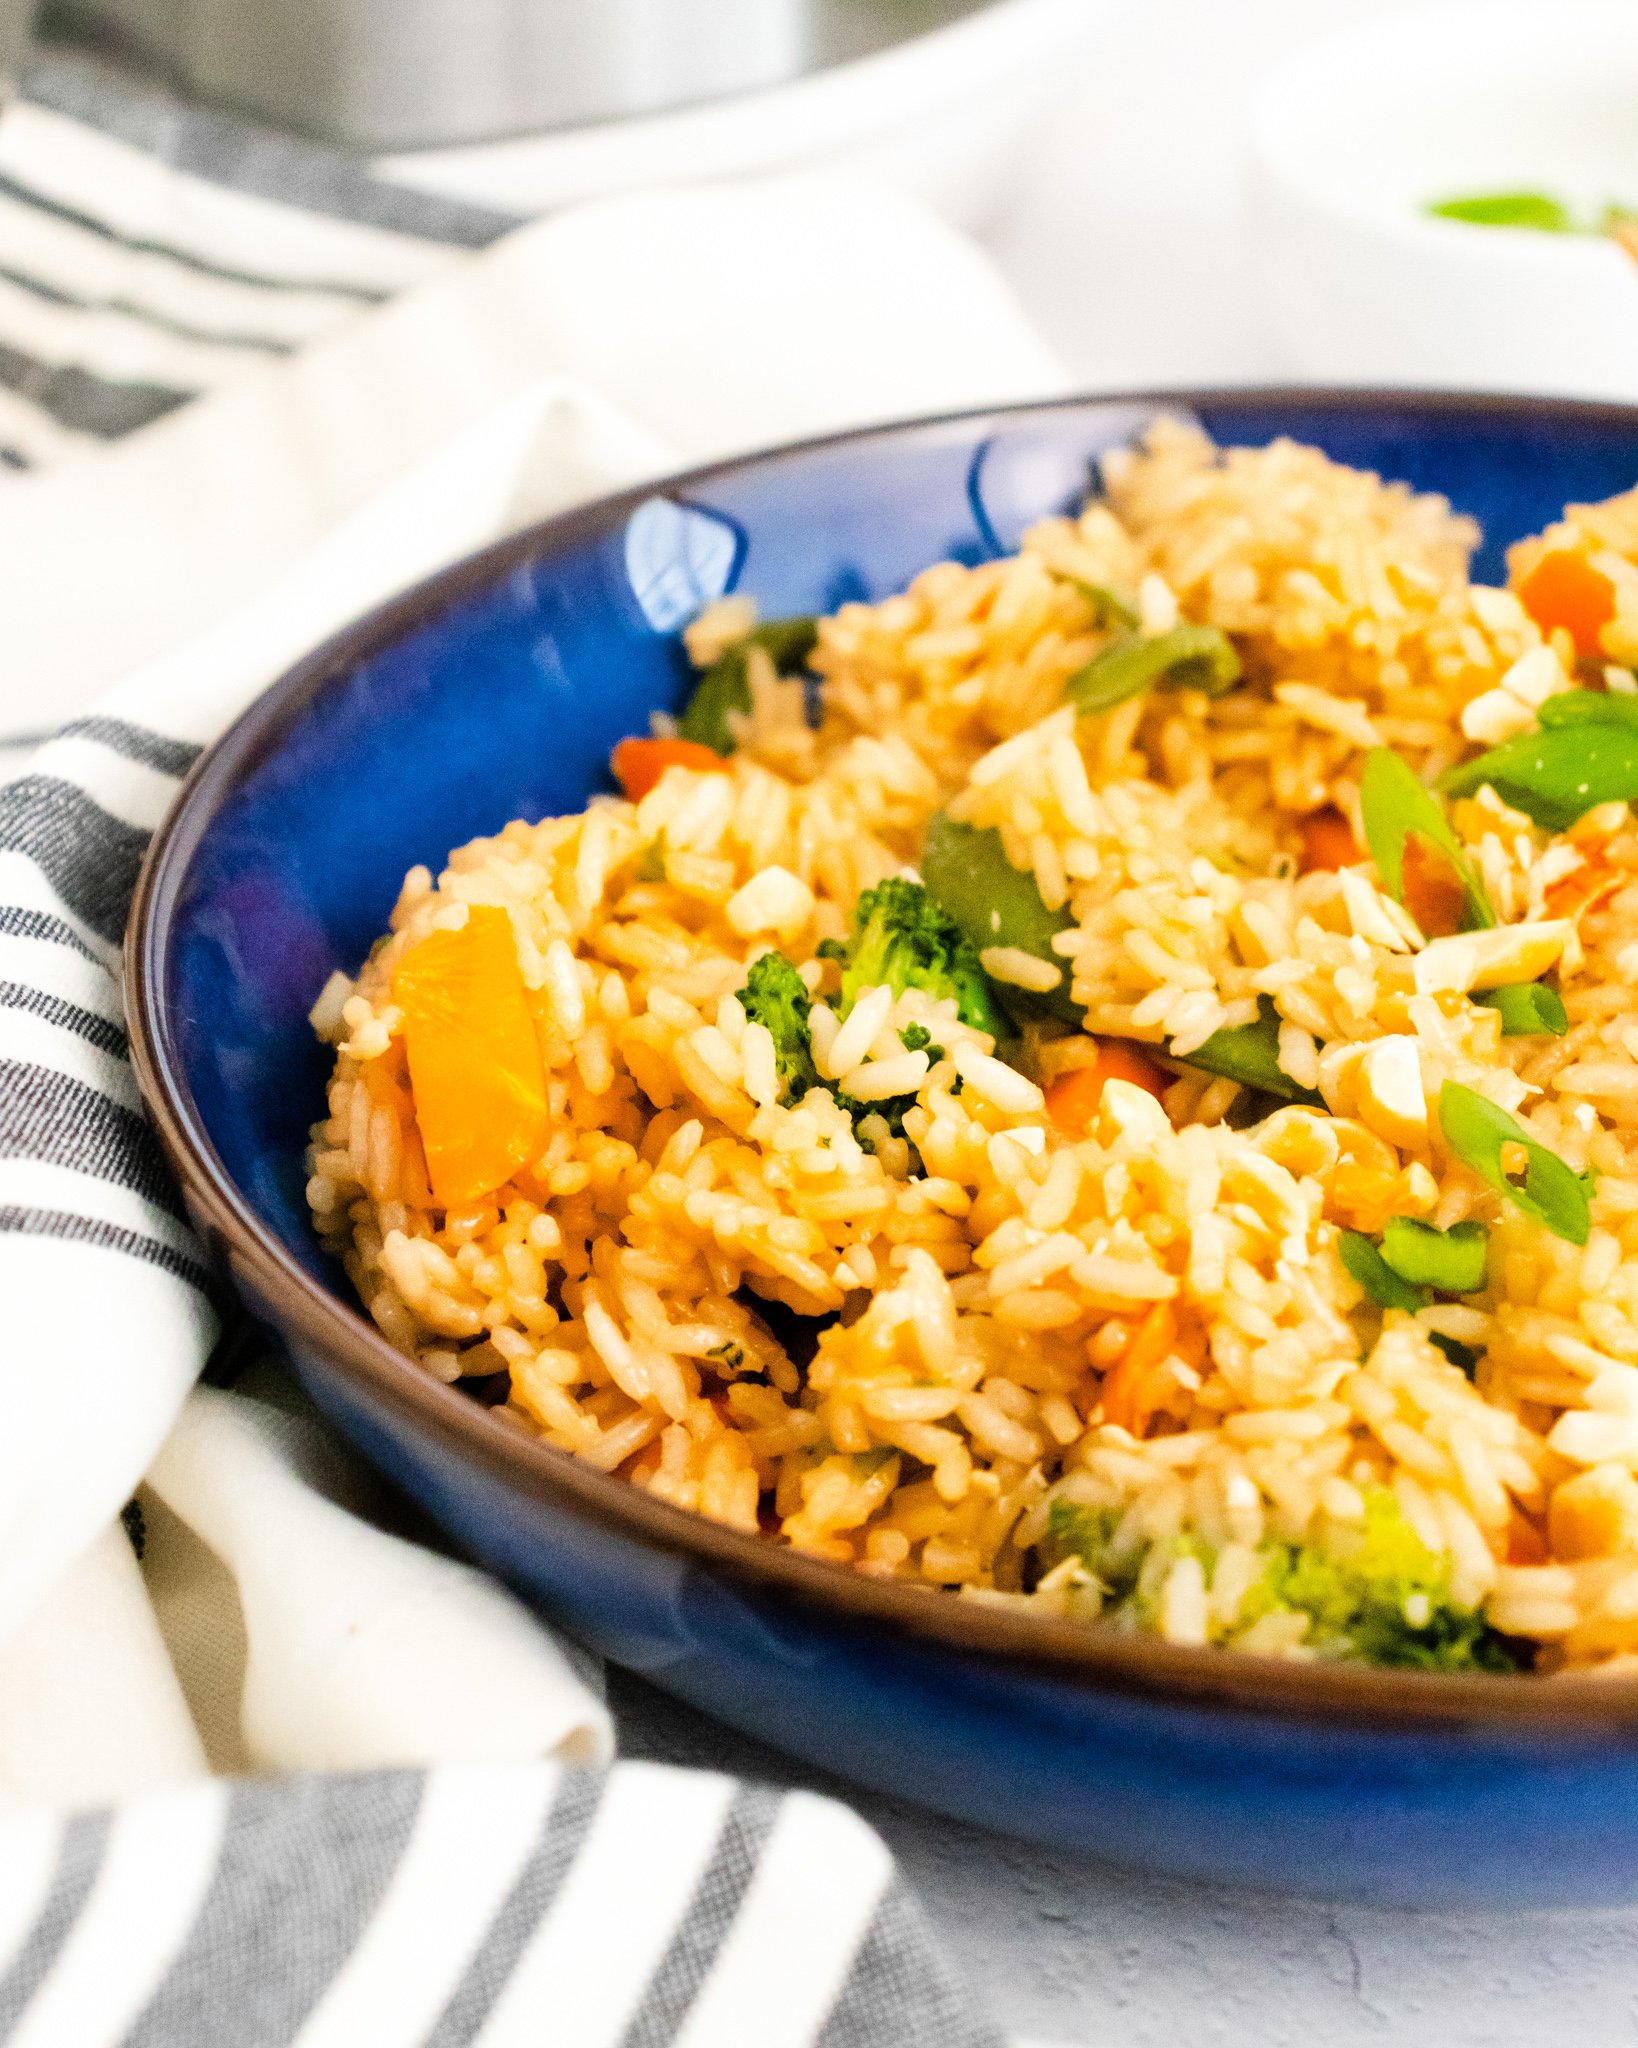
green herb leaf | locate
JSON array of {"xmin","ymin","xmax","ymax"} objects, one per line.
[
  {"xmin": 1473, "ymin": 980, "xmax": 1569, "ymax": 1036},
  {"xmin": 1427, "ymin": 191, "xmax": 1574, "ymax": 233},
  {"xmin": 1063, "ymin": 624, "xmax": 1241, "ymax": 717},
  {"xmin": 1180, "ymin": 995, "xmax": 1323, "ymax": 1105},
  {"xmin": 1339, "ymin": 1231, "xmax": 1429, "ymax": 1313},
  {"xmin": 1360, "ymin": 748, "xmax": 1495, "ymax": 932},
  {"xmin": 919, "ymin": 812, "xmax": 1078, "ymax": 1023},
  {"xmin": 1380, "ymin": 1216, "xmax": 1490, "ymax": 1293},
  {"xmin": 1439, "ymin": 691, "xmax": 1638, "ymax": 830},
  {"xmin": 1437, "ymin": 1081, "xmax": 1592, "ymax": 1246},
  {"xmin": 677, "ymin": 616, "xmax": 819, "ymax": 756},
  {"xmin": 1428, "ymin": 1332, "xmax": 1482, "ymax": 1379}
]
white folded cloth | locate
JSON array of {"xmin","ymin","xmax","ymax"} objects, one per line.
[
  {"xmin": 0, "ymin": 166, "xmax": 1060, "ymax": 2041},
  {"xmin": 0, "ymin": 173, "xmax": 1064, "ymax": 732}
]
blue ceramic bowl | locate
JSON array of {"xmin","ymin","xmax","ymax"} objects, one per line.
[{"xmin": 130, "ymin": 390, "xmax": 1638, "ymax": 1907}]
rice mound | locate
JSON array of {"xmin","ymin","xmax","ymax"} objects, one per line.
[{"xmin": 307, "ymin": 419, "xmax": 1638, "ymax": 1674}]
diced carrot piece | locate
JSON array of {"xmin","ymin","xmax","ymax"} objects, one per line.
[
  {"xmin": 1515, "ymin": 548, "xmax": 1617, "ymax": 660},
  {"xmin": 1507, "ymin": 1506, "xmax": 1549, "ymax": 1566},
  {"xmin": 1400, "ymin": 834, "xmax": 1469, "ymax": 939},
  {"xmin": 393, "ymin": 905, "xmax": 550, "ymax": 1209},
  {"xmin": 1100, "ymin": 1301, "xmax": 1177, "ymax": 1437},
  {"xmin": 360, "ymin": 1042, "xmax": 433, "ymax": 1205},
  {"xmin": 610, "ymin": 736, "xmax": 727, "ymax": 802},
  {"xmin": 1546, "ymin": 859, "xmax": 1622, "ymax": 922},
  {"xmin": 1046, "ymin": 1039, "xmax": 1170, "ymax": 1135},
  {"xmin": 1299, "ymin": 806, "xmax": 1362, "ymax": 874}
]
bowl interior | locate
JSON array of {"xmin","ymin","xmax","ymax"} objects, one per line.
[{"xmin": 157, "ymin": 392, "xmax": 1638, "ymax": 1306}]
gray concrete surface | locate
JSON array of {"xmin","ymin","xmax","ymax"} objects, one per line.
[{"xmin": 612, "ymin": 1669, "xmax": 1638, "ymax": 2047}]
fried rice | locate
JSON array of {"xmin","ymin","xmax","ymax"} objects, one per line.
[{"xmin": 305, "ymin": 417, "xmax": 1638, "ymax": 1675}]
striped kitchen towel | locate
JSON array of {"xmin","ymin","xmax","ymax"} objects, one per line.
[
  {"xmin": 0, "ymin": 370, "xmax": 687, "ymax": 1649},
  {"xmin": 0, "ymin": 46, "xmax": 519, "ymax": 472},
  {"xmin": 0, "ymin": 1760, "xmax": 1000, "ymax": 2046},
  {"xmin": 0, "ymin": 66, "xmax": 1063, "ymax": 2035}
]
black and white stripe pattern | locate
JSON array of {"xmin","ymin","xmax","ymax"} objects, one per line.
[
  {"xmin": 0, "ymin": 1764, "xmax": 998, "ymax": 2046},
  {"xmin": 0, "ymin": 49, "xmax": 519, "ymax": 473},
  {"xmin": 0, "ymin": 713, "xmax": 204, "ymax": 1276},
  {"xmin": 0, "ymin": 700, "xmax": 220, "ymax": 1650},
  {"xmin": 0, "ymin": 52, "xmax": 1012, "ymax": 2041},
  {"xmin": 0, "ymin": 394, "xmax": 994, "ymax": 2048}
]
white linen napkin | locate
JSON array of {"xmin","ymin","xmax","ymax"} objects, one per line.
[{"xmin": 0, "ymin": 172, "xmax": 1064, "ymax": 732}]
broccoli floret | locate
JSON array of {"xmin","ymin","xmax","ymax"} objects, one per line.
[
  {"xmin": 678, "ymin": 617, "xmax": 819, "ymax": 756},
  {"xmin": 1040, "ymin": 1499, "xmax": 1143, "ymax": 1602},
  {"xmin": 1045, "ymin": 1496, "xmax": 1115, "ymax": 1563},
  {"xmin": 820, "ymin": 876, "xmax": 1009, "ymax": 1038},
  {"xmin": 734, "ymin": 950, "xmax": 914, "ymax": 1158},
  {"xmin": 738, "ymin": 951, "xmax": 821, "ymax": 1103},
  {"xmin": 1248, "ymin": 1489, "xmax": 1516, "ymax": 1672},
  {"xmin": 1034, "ymin": 1487, "xmax": 1517, "ymax": 1671}
]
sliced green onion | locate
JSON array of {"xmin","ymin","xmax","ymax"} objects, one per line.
[
  {"xmin": 1380, "ymin": 1216, "xmax": 1490, "ymax": 1294},
  {"xmin": 1360, "ymin": 748, "xmax": 1495, "ymax": 933},
  {"xmin": 1180, "ymin": 996, "xmax": 1323, "ymax": 1105},
  {"xmin": 1069, "ymin": 580, "xmax": 1140, "ymax": 631},
  {"xmin": 919, "ymin": 812, "xmax": 1078, "ymax": 1023},
  {"xmin": 922, "ymin": 816, "xmax": 1323, "ymax": 1088},
  {"xmin": 678, "ymin": 616, "xmax": 819, "ymax": 755},
  {"xmin": 921, "ymin": 812, "xmax": 1327, "ymax": 1096},
  {"xmin": 1339, "ymin": 1231, "xmax": 1428, "ymax": 1313},
  {"xmin": 1426, "ymin": 192, "xmax": 1573, "ymax": 233},
  {"xmin": 1473, "ymin": 981, "xmax": 1569, "ymax": 1037},
  {"xmin": 1439, "ymin": 691, "xmax": 1638, "ymax": 831},
  {"xmin": 1539, "ymin": 690, "xmax": 1638, "ymax": 731},
  {"xmin": 1437, "ymin": 1081, "xmax": 1592, "ymax": 1246},
  {"xmin": 1429, "ymin": 1332, "xmax": 1481, "ymax": 1378},
  {"xmin": 1064, "ymin": 624, "xmax": 1241, "ymax": 718}
]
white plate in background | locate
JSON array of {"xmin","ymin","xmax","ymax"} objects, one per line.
[{"xmin": 375, "ymin": 0, "xmax": 1098, "ymax": 231}]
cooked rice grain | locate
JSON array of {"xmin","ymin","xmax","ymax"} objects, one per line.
[{"xmin": 308, "ymin": 421, "xmax": 1638, "ymax": 1674}]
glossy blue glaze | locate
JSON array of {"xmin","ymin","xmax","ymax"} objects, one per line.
[{"xmin": 149, "ymin": 394, "xmax": 1638, "ymax": 1904}]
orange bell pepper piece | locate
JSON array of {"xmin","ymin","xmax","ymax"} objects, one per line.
[
  {"xmin": 1045, "ymin": 1040, "xmax": 1170, "ymax": 1136},
  {"xmin": 393, "ymin": 906, "xmax": 550, "ymax": 1208},
  {"xmin": 610, "ymin": 736, "xmax": 727, "ymax": 803},
  {"xmin": 1299, "ymin": 806, "xmax": 1362, "ymax": 874},
  {"xmin": 1515, "ymin": 548, "xmax": 1617, "ymax": 660},
  {"xmin": 1099, "ymin": 1301, "xmax": 1178, "ymax": 1438}
]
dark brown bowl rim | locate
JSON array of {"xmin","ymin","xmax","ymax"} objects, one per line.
[{"xmin": 128, "ymin": 385, "xmax": 1638, "ymax": 1735}]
